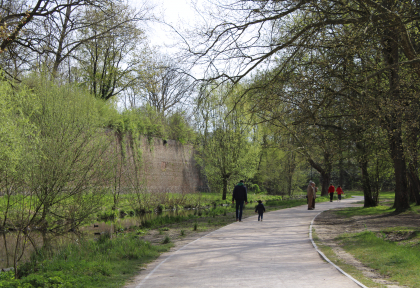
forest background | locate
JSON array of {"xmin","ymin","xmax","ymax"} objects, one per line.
[{"xmin": 0, "ymin": 0, "xmax": 420, "ymax": 285}]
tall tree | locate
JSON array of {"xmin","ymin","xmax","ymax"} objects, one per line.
[
  {"xmin": 79, "ymin": 2, "xmax": 151, "ymax": 100},
  {"xmin": 137, "ymin": 55, "xmax": 194, "ymax": 114},
  {"xmin": 195, "ymin": 84, "xmax": 260, "ymax": 200},
  {"xmin": 188, "ymin": 0, "xmax": 420, "ymax": 211},
  {"xmin": 0, "ymin": 0, "xmax": 154, "ymax": 81}
]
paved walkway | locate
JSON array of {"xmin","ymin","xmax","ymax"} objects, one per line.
[{"xmin": 128, "ymin": 197, "xmax": 364, "ymax": 288}]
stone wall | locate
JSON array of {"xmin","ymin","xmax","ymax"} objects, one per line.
[{"xmin": 116, "ymin": 135, "xmax": 208, "ymax": 193}]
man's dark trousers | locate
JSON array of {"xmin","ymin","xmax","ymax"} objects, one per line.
[
  {"xmin": 236, "ymin": 201, "xmax": 244, "ymax": 221},
  {"xmin": 329, "ymin": 193, "xmax": 334, "ymax": 202}
]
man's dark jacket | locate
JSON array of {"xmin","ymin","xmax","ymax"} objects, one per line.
[
  {"xmin": 232, "ymin": 183, "xmax": 247, "ymax": 202},
  {"xmin": 255, "ymin": 203, "xmax": 265, "ymax": 214}
]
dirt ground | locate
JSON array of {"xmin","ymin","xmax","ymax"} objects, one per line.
[{"xmin": 314, "ymin": 201, "xmax": 420, "ymax": 288}]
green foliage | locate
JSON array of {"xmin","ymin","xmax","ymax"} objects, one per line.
[
  {"xmin": 0, "ymin": 76, "xmax": 121, "ymax": 273},
  {"xmin": 141, "ymin": 215, "xmax": 195, "ymax": 229},
  {"xmin": 0, "ymin": 271, "xmax": 15, "ymax": 282},
  {"xmin": 97, "ymin": 210, "xmax": 118, "ymax": 221},
  {"xmin": 0, "ymin": 78, "xmax": 39, "ymax": 178},
  {"xmin": 195, "ymin": 84, "xmax": 260, "ymax": 198},
  {"xmin": 337, "ymin": 231, "xmax": 420, "ymax": 288},
  {"xmin": 1, "ymin": 233, "xmax": 172, "ymax": 288},
  {"xmin": 110, "ymin": 105, "xmax": 195, "ymax": 145},
  {"xmin": 161, "ymin": 236, "xmax": 171, "ymax": 244},
  {"xmin": 165, "ymin": 112, "xmax": 195, "ymax": 144}
]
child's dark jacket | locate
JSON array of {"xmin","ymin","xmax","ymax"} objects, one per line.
[{"xmin": 255, "ymin": 203, "xmax": 265, "ymax": 214}]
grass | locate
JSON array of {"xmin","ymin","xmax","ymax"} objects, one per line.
[
  {"xmin": 92, "ymin": 191, "xmax": 309, "ymax": 222},
  {"xmin": 0, "ymin": 233, "xmax": 172, "ymax": 288},
  {"xmin": 316, "ymin": 191, "xmax": 420, "ymax": 288},
  {"xmin": 336, "ymin": 230, "xmax": 420, "ymax": 288},
  {"xmin": 341, "ymin": 190, "xmax": 364, "ymax": 197},
  {"xmin": 333, "ymin": 205, "xmax": 395, "ymax": 218},
  {"xmin": 311, "ymin": 229, "xmax": 380, "ymax": 287},
  {"xmin": 0, "ymin": 191, "xmax": 337, "ymax": 287}
]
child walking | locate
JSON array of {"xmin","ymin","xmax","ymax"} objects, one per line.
[{"xmin": 255, "ymin": 200, "xmax": 265, "ymax": 221}]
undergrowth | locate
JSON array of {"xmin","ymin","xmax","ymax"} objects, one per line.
[{"xmin": 0, "ymin": 233, "xmax": 172, "ymax": 288}]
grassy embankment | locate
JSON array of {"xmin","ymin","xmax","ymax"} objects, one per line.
[
  {"xmin": 1, "ymin": 191, "xmax": 332, "ymax": 288},
  {"xmin": 94, "ymin": 191, "xmax": 326, "ymax": 221},
  {"xmin": 315, "ymin": 190, "xmax": 420, "ymax": 288}
]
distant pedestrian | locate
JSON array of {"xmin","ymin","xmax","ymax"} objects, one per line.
[
  {"xmin": 328, "ymin": 184, "xmax": 335, "ymax": 202},
  {"xmin": 336, "ymin": 186, "xmax": 343, "ymax": 202},
  {"xmin": 232, "ymin": 180, "xmax": 248, "ymax": 221},
  {"xmin": 255, "ymin": 200, "xmax": 265, "ymax": 221},
  {"xmin": 307, "ymin": 181, "xmax": 316, "ymax": 210}
]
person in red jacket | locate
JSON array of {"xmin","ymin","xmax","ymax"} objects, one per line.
[
  {"xmin": 336, "ymin": 185, "xmax": 344, "ymax": 202},
  {"xmin": 328, "ymin": 184, "xmax": 335, "ymax": 202}
]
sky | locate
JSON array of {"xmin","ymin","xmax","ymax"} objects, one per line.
[{"xmin": 131, "ymin": 0, "xmax": 201, "ymax": 54}]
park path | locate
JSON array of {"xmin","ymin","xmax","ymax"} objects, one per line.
[{"xmin": 127, "ymin": 196, "xmax": 365, "ymax": 288}]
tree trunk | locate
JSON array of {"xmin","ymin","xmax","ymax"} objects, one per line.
[
  {"xmin": 286, "ymin": 150, "xmax": 296, "ymax": 196},
  {"xmin": 360, "ymin": 158, "xmax": 376, "ymax": 207},
  {"xmin": 381, "ymin": 14, "xmax": 410, "ymax": 212},
  {"xmin": 388, "ymin": 128, "xmax": 410, "ymax": 211},
  {"xmin": 407, "ymin": 165, "xmax": 420, "ymax": 205},
  {"xmin": 319, "ymin": 171, "xmax": 330, "ymax": 197},
  {"xmin": 2, "ymin": 232, "xmax": 9, "ymax": 267},
  {"xmin": 339, "ymin": 153, "xmax": 344, "ymax": 187},
  {"xmin": 308, "ymin": 157, "xmax": 330, "ymax": 197},
  {"xmin": 222, "ymin": 177, "xmax": 228, "ymax": 200},
  {"xmin": 355, "ymin": 142, "xmax": 376, "ymax": 207},
  {"xmin": 287, "ymin": 173, "xmax": 293, "ymax": 196},
  {"xmin": 52, "ymin": 3, "xmax": 72, "ymax": 77},
  {"xmin": 406, "ymin": 113, "xmax": 420, "ymax": 205}
]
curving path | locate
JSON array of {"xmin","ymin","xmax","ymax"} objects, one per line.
[{"xmin": 127, "ymin": 196, "xmax": 364, "ymax": 288}]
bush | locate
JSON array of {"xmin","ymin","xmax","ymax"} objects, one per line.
[
  {"xmin": 162, "ymin": 236, "xmax": 171, "ymax": 244},
  {"xmin": 97, "ymin": 210, "xmax": 117, "ymax": 221},
  {"xmin": 7, "ymin": 231, "xmax": 173, "ymax": 288},
  {"xmin": 0, "ymin": 270, "xmax": 15, "ymax": 282}
]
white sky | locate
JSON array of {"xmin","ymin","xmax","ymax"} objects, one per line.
[{"xmin": 131, "ymin": 0, "xmax": 201, "ymax": 54}]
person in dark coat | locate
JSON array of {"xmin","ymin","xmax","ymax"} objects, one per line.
[
  {"xmin": 255, "ymin": 200, "xmax": 265, "ymax": 221},
  {"xmin": 232, "ymin": 180, "xmax": 248, "ymax": 222}
]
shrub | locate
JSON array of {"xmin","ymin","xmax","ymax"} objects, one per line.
[{"xmin": 162, "ymin": 236, "xmax": 171, "ymax": 244}]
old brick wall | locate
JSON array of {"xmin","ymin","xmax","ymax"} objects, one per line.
[{"xmin": 115, "ymin": 134, "xmax": 208, "ymax": 193}]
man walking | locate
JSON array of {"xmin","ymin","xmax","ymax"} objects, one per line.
[
  {"xmin": 232, "ymin": 180, "xmax": 248, "ymax": 221},
  {"xmin": 307, "ymin": 181, "xmax": 316, "ymax": 210}
]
